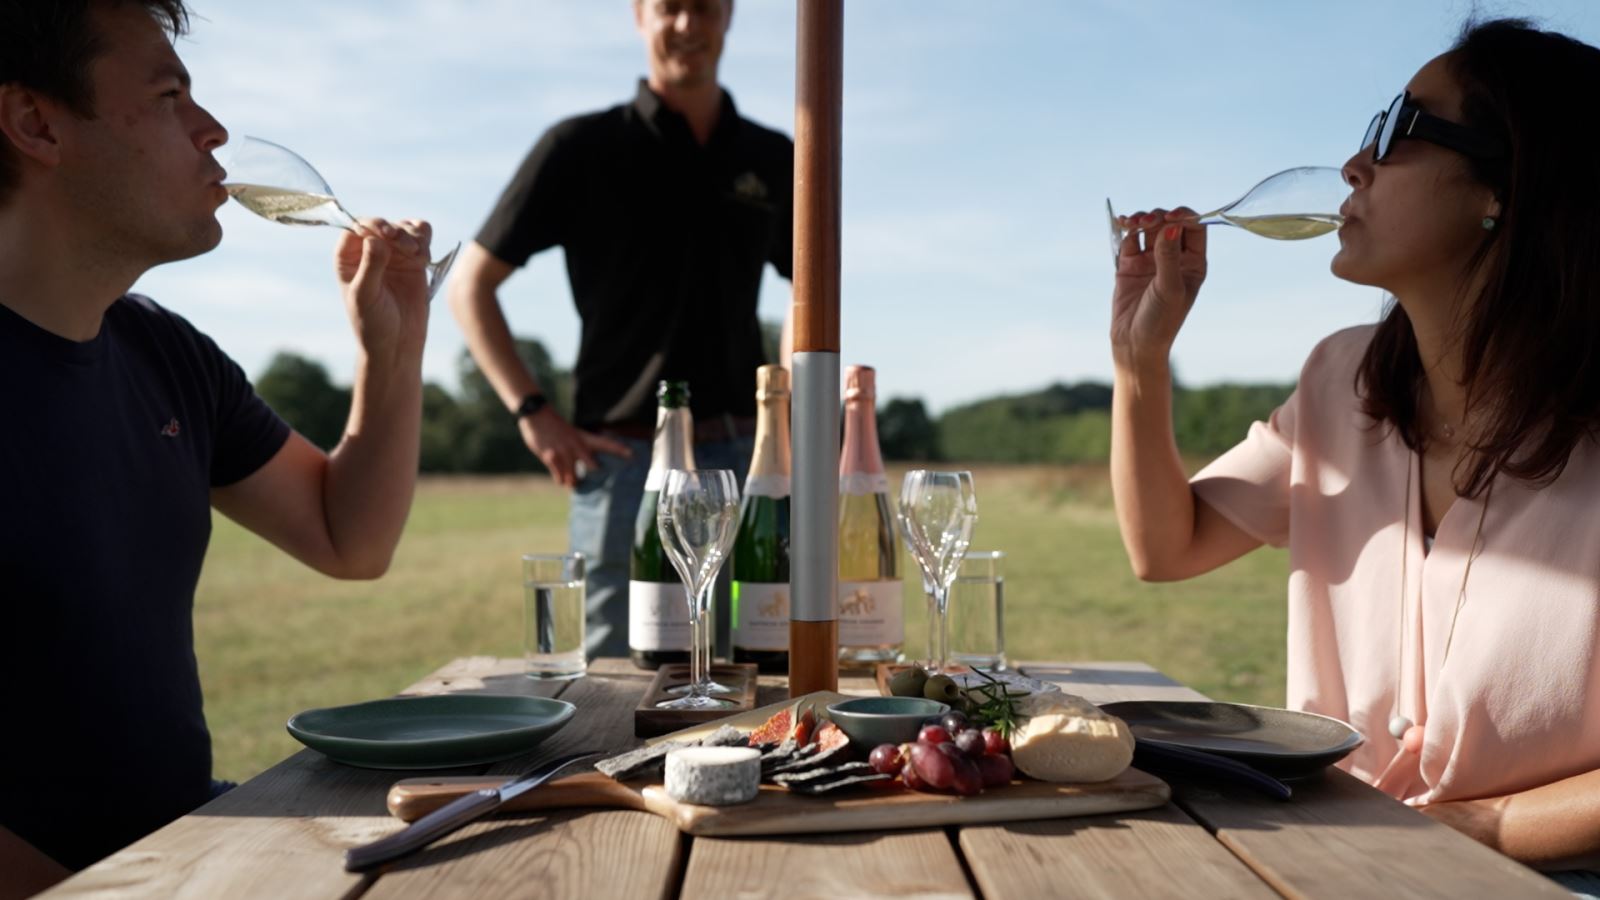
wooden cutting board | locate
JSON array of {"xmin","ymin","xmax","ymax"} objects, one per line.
[{"xmin": 386, "ymin": 691, "xmax": 1170, "ymax": 836}]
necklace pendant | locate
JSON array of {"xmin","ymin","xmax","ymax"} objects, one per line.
[{"xmin": 1387, "ymin": 715, "xmax": 1412, "ymax": 740}]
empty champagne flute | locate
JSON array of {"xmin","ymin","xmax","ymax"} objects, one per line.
[
  {"xmin": 898, "ymin": 470, "xmax": 978, "ymax": 675},
  {"xmin": 656, "ymin": 469, "xmax": 741, "ymax": 709},
  {"xmin": 1106, "ymin": 166, "xmax": 1348, "ymax": 264},
  {"xmin": 223, "ymin": 136, "xmax": 460, "ymax": 299}
]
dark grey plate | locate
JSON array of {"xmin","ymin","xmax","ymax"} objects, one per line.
[{"xmin": 1099, "ymin": 700, "xmax": 1364, "ymax": 780}]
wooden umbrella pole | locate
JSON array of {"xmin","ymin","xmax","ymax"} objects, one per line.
[{"xmin": 788, "ymin": 0, "xmax": 843, "ymax": 697}]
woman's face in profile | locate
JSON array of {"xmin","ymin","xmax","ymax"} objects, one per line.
[{"xmin": 1331, "ymin": 53, "xmax": 1501, "ymax": 306}]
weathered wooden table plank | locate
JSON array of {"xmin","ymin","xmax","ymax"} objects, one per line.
[
  {"xmin": 682, "ymin": 830, "xmax": 976, "ymax": 900},
  {"xmin": 959, "ymin": 804, "xmax": 1278, "ymax": 900}
]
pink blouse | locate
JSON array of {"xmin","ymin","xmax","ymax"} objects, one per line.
[{"xmin": 1192, "ymin": 324, "xmax": 1600, "ymax": 804}]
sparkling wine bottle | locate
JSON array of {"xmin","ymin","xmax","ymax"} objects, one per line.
[
  {"xmin": 629, "ymin": 381, "xmax": 696, "ymax": 670},
  {"xmin": 731, "ymin": 366, "xmax": 792, "ymax": 672},
  {"xmin": 837, "ymin": 365, "xmax": 903, "ymax": 666}
]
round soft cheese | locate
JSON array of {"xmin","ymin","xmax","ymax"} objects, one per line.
[
  {"xmin": 664, "ymin": 746, "xmax": 762, "ymax": 806},
  {"xmin": 1010, "ymin": 692, "xmax": 1135, "ymax": 783}
]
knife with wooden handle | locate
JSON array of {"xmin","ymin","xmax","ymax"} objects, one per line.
[{"xmin": 387, "ymin": 770, "xmax": 647, "ymax": 822}]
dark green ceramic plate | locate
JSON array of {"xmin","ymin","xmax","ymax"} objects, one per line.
[{"xmin": 286, "ymin": 694, "xmax": 576, "ymax": 770}]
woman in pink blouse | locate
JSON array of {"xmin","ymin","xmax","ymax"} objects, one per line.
[{"xmin": 1109, "ymin": 18, "xmax": 1600, "ymax": 878}]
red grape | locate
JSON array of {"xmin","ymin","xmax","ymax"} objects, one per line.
[
  {"xmin": 975, "ymin": 752, "xmax": 1015, "ymax": 788},
  {"xmin": 940, "ymin": 711, "xmax": 969, "ymax": 735},
  {"xmin": 910, "ymin": 741, "xmax": 956, "ymax": 789},
  {"xmin": 901, "ymin": 759, "xmax": 926, "ymax": 790},
  {"xmin": 918, "ymin": 725, "xmax": 952, "ymax": 746},
  {"xmin": 868, "ymin": 743, "xmax": 903, "ymax": 775},
  {"xmin": 982, "ymin": 728, "xmax": 1010, "ymax": 757},
  {"xmin": 954, "ymin": 729, "xmax": 985, "ymax": 758},
  {"xmin": 934, "ymin": 742, "xmax": 984, "ymax": 796}
]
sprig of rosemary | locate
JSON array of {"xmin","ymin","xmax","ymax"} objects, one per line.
[{"xmin": 962, "ymin": 667, "xmax": 1023, "ymax": 739}]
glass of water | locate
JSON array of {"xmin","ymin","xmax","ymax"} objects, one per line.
[
  {"xmin": 948, "ymin": 550, "xmax": 1006, "ymax": 670},
  {"xmin": 522, "ymin": 553, "xmax": 586, "ymax": 680}
]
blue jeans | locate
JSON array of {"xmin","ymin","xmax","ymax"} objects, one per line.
[{"xmin": 569, "ymin": 436, "xmax": 753, "ymax": 660}]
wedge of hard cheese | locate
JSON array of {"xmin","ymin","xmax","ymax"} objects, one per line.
[{"xmin": 1010, "ymin": 692, "xmax": 1134, "ymax": 783}]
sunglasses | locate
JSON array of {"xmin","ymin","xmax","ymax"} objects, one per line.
[{"xmin": 1361, "ymin": 91, "xmax": 1507, "ymax": 164}]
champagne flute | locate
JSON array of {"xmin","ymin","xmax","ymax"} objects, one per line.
[
  {"xmin": 897, "ymin": 470, "xmax": 977, "ymax": 675},
  {"xmin": 656, "ymin": 469, "xmax": 741, "ymax": 709},
  {"xmin": 1106, "ymin": 166, "xmax": 1348, "ymax": 264},
  {"xmin": 223, "ymin": 137, "xmax": 461, "ymax": 300}
]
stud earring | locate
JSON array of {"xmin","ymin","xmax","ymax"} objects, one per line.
[{"xmin": 1482, "ymin": 216, "xmax": 1498, "ymax": 231}]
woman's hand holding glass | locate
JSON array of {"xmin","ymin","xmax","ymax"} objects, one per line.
[{"xmin": 1110, "ymin": 208, "xmax": 1209, "ymax": 372}]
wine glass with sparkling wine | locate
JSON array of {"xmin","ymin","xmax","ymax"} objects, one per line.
[
  {"xmin": 656, "ymin": 469, "xmax": 742, "ymax": 710},
  {"xmin": 223, "ymin": 137, "xmax": 460, "ymax": 299},
  {"xmin": 1105, "ymin": 166, "xmax": 1348, "ymax": 264}
]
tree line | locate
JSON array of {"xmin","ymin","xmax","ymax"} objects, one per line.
[{"xmin": 255, "ymin": 337, "xmax": 1292, "ymax": 471}]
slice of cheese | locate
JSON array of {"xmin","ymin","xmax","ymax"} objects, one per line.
[
  {"xmin": 665, "ymin": 746, "xmax": 762, "ymax": 806},
  {"xmin": 1009, "ymin": 692, "xmax": 1134, "ymax": 783}
]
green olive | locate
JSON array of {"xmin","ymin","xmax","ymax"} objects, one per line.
[
  {"xmin": 888, "ymin": 666, "xmax": 929, "ymax": 697},
  {"xmin": 923, "ymin": 674, "xmax": 963, "ymax": 704}
]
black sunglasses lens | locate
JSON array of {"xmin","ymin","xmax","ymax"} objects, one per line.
[
  {"xmin": 1362, "ymin": 112, "xmax": 1382, "ymax": 154},
  {"xmin": 1376, "ymin": 93, "xmax": 1404, "ymax": 161}
]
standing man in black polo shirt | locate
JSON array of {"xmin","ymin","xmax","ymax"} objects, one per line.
[{"xmin": 450, "ymin": 0, "xmax": 793, "ymax": 659}]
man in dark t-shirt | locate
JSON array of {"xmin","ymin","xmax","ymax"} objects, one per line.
[
  {"xmin": 0, "ymin": 2, "xmax": 438, "ymax": 889},
  {"xmin": 449, "ymin": 0, "xmax": 793, "ymax": 658}
]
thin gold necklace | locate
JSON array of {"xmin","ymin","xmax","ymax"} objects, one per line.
[{"xmin": 1388, "ymin": 459, "xmax": 1492, "ymax": 754}]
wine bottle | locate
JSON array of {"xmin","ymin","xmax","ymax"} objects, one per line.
[
  {"xmin": 629, "ymin": 380, "xmax": 696, "ymax": 670},
  {"xmin": 837, "ymin": 365, "xmax": 903, "ymax": 666},
  {"xmin": 731, "ymin": 365, "xmax": 792, "ymax": 672}
]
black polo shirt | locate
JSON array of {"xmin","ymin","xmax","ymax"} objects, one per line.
[{"xmin": 476, "ymin": 81, "xmax": 793, "ymax": 431}]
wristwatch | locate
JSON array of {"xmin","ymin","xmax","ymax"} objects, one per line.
[{"xmin": 513, "ymin": 393, "xmax": 548, "ymax": 420}]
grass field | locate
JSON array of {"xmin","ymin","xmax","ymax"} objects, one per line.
[{"xmin": 194, "ymin": 465, "xmax": 1288, "ymax": 782}]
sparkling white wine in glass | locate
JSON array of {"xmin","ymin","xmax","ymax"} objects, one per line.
[
  {"xmin": 1106, "ymin": 166, "xmax": 1348, "ymax": 263},
  {"xmin": 223, "ymin": 136, "xmax": 460, "ymax": 298}
]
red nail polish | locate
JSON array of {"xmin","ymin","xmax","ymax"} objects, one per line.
[{"xmin": 1164, "ymin": 225, "xmax": 1180, "ymax": 241}]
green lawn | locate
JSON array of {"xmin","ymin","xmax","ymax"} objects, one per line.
[{"xmin": 194, "ymin": 466, "xmax": 1287, "ymax": 781}]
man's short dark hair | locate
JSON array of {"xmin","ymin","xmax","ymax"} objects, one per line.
[{"xmin": 0, "ymin": 0, "xmax": 190, "ymax": 202}]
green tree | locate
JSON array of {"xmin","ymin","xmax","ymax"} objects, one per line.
[
  {"xmin": 878, "ymin": 397, "xmax": 941, "ymax": 461},
  {"xmin": 419, "ymin": 383, "xmax": 463, "ymax": 472},
  {"xmin": 454, "ymin": 337, "xmax": 572, "ymax": 473},
  {"xmin": 254, "ymin": 352, "xmax": 350, "ymax": 451}
]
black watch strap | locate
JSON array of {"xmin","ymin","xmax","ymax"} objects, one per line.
[{"xmin": 514, "ymin": 393, "xmax": 548, "ymax": 419}]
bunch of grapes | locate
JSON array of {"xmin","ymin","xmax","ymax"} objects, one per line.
[{"xmin": 867, "ymin": 710, "xmax": 1014, "ymax": 796}]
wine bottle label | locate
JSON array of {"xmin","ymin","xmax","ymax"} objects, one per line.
[
  {"xmin": 731, "ymin": 582, "xmax": 789, "ymax": 651},
  {"xmin": 840, "ymin": 473, "xmax": 890, "ymax": 496},
  {"xmin": 838, "ymin": 579, "xmax": 903, "ymax": 646},
  {"xmin": 627, "ymin": 581, "xmax": 691, "ymax": 651},
  {"xmin": 744, "ymin": 473, "xmax": 791, "ymax": 499}
]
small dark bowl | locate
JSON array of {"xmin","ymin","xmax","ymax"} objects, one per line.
[{"xmin": 825, "ymin": 697, "xmax": 950, "ymax": 747}]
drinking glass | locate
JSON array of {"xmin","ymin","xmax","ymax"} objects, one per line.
[
  {"xmin": 948, "ymin": 551, "xmax": 1006, "ymax": 670},
  {"xmin": 522, "ymin": 553, "xmax": 586, "ymax": 680},
  {"xmin": 656, "ymin": 469, "xmax": 741, "ymax": 709},
  {"xmin": 1106, "ymin": 166, "xmax": 1348, "ymax": 264},
  {"xmin": 897, "ymin": 470, "xmax": 978, "ymax": 675},
  {"xmin": 223, "ymin": 137, "xmax": 460, "ymax": 299}
]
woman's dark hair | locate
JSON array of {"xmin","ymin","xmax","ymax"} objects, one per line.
[
  {"xmin": 1357, "ymin": 18, "xmax": 1600, "ymax": 496},
  {"xmin": 0, "ymin": 0, "xmax": 190, "ymax": 203}
]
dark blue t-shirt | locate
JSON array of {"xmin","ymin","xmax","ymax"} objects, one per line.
[{"xmin": 0, "ymin": 295, "xmax": 290, "ymax": 870}]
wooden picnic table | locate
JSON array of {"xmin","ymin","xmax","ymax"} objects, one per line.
[{"xmin": 41, "ymin": 658, "xmax": 1567, "ymax": 899}]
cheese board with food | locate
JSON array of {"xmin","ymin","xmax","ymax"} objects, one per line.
[{"xmin": 385, "ymin": 686, "xmax": 1169, "ymax": 836}]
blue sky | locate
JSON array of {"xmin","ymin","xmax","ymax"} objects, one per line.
[{"xmin": 134, "ymin": 1, "xmax": 1600, "ymax": 413}]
